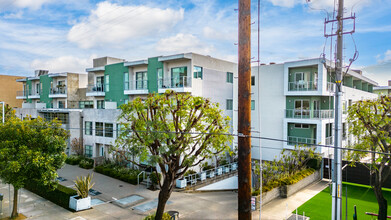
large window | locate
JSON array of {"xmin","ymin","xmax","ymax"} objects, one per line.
[
  {"xmin": 251, "ymin": 100, "xmax": 255, "ymax": 110},
  {"xmin": 97, "ymin": 100, "xmax": 105, "ymax": 109},
  {"xmin": 96, "ymin": 76, "xmax": 104, "ymax": 91},
  {"xmin": 95, "ymin": 122, "xmax": 104, "ymax": 136},
  {"xmin": 116, "ymin": 124, "xmax": 123, "ymax": 137},
  {"xmin": 85, "ymin": 145, "xmax": 93, "ymax": 158},
  {"xmin": 58, "ymin": 100, "xmax": 65, "ymax": 109},
  {"xmin": 157, "ymin": 68, "xmax": 163, "ymax": 88},
  {"xmin": 85, "ymin": 121, "xmax": 92, "ymax": 135},
  {"xmin": 226, "ymin": 99, "xmax": 233, "ymax": 110},
  {"xmin": 226, "ymin": 72, "xmax": 233, "ymax": 83},
  {"xmin": 124, "ymin": 72, "xmax": 129, "ymax": 90},
  {"xmin": 294, "ymin": 123, "xmax": 309, "ymax": 129},
  {"xmin": 194, "ymin": 66, "xmax": 203, "ymax": 79},
  {"xmin": 42, "ymin": 112, "xmax": 69, "ymax": 124},
  {"xmin": 171, "ymin": 67, "xmax": 187, "ymax": 88},
  {"xmin": 79, "ymin": 101, "xmax": 93, "ymax": 109},
  {"xmin": 136, "ymin": 71, "xmax": 147, "ymax": 89},
  {"xmin": 294, "ymin": 100, "xmax": 310, "ymax": 117},
  {"xmin": 105, "ymin": 75, "xmax": 110, "ymax": 92},
  {"xmin": 105, "ymin": 123, "xmax": 113, "ymax": 138}
]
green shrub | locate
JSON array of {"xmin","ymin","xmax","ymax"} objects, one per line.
[
  {"xmin": 79, "ymin": 158, "xmax": 94, "ymax": 169},
  {"xmin": 149, "ymin": 172, "xmax": 161, "ymax": 185},
  {"xmin": 184, "ymin": 169, "xmax": 196, "ymax": 176},
  {"xmin": 307, "ymin": 158, "xmax": 321, "ymax": 170},
  {"xmin": 280, "ymin": 168, "xmax": 315, "ymax": 185},
  {"xmin": 143, "ymin": 212, "xmax": 172, "ymax": 220},
  {"xmin": 94, "ymin": 164, "xmax": 142, "ymax": 185},
  {"xmin": 24, "ymin": 181, "xmax": 77, "ymax": 210},
  {"xmin": 65, "ymin": 155, "xmax": 82, "ymax": 165}
]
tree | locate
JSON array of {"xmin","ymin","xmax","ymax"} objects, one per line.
[
  {"xmin": 116, "ymin": 91, "xmax": 232, "ymax": 220},
  {"xmin": 0, "ymin": 103, "xmax": 16, "ymax": 122},
  {"xmin": 347, "ymin": 96, "xmax": 391, "ymax": 219},
  {"xmin": 0, "ymin": 117, "xmax": 69, "ymax": 218},
  {"xmin": 71, "ymin": 137, "xmax": 84, "ymax": 156}
]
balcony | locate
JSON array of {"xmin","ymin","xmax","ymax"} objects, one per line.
[
  {"xmin": 16, "ymin": 90, "xmax": 28, "ymax": 99},
  {"xmin": 86, "ymin": 84, "xmax": 105, "ymax": 96},
  {"xmin": 124, "ymin": 80, "xmax": 148, "ymax": 95},
  {"xmin": 285, "ymin": 109, "xmax": 334, "ymax": 119},
  {"xmin": 325, "ymin": 136, "xmax": 333, "ymax": 145},
  {"xmin": 158, "ymin": 76, "xmax": 192, "ymax": 93},
  {"xmin": 49, "ymin": 87, "xmax": 67, "ymax": 98},
  {"xmin": 288, "ymin": 136, "xmax": 316, "ymax": 146},
  {"xmin": 29, "ymin": 90, "xmax": 42, "ymax": 99},
  {"xmin": 327, "ymin": 82, "xmax": 336, "ymax": 93},
  {"xmin": 288, "ymin": 81, "xmax": 317, "ymax": 91}
]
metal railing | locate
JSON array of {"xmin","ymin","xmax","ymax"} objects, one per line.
[
  {"xmin": 158, "ymin": 76, "xmax": 191, "ymax": 89},
  {"xmin": 137, "ymin": 171, "xmax": 145, "ymax": 186},
  {"xmin": 287, "ymin": 136, "xmax": 316, "ymax": 146},
  {"xmin": 326, "ymin": 136, "xmax": 333, "ymax": 145},
  {"xmin": 285, "ymin": 109, "xmax": 334, "ymax": 119},
  {"xmin": 178, "ymin": 162, "xmax": 238, "ymax": 188},
  {"xmin": 30, "ymin": 90, "xmax": 42, "ymax": 96},
  {"xmin": 124, "ymin": 80, "xmax": 148, "ymax": 91},
  {"xmin": 87, "ymin": 84, "xmax": 105, "ymax": 93},
  {"xmin": 16, "ymin": 90, "xmax": 27, "ymax": 97},
  {"xmin": 327, "ymin": 82, "xmax": 336, "ymax": 92},
  {"xmin": 288, "ymin": 81, "xmax": 317, "ymax": 91},
  {"xmin": 50, "ymin": 87, "xmax": 67, "ymax": 95}
]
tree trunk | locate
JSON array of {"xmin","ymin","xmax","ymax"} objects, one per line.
[
  {"xmin": 155, "ymin": 177, "xmax": 173, "ymax": 220},
  {"xmin": 374, "ymin": 184, "xmax": 388, "ymax": 220},
  {"xmin": 11, "ymin": 187, "xmax": 18, "ymax": 219}
]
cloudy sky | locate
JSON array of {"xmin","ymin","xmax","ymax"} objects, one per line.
[{"xmin": 0, "ymin": 0, "xmax": 390, "ymax": 85}]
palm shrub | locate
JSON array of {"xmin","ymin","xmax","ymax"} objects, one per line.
[{"xmin": 74, "ymin": 174, "xmax": 95, "ymax": 198}]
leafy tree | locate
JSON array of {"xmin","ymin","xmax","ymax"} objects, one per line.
[
  {"xmin": 71, "ymin": 137, "xmax": 84, "ymax": 156},
  {"xmin": 116, "ymin": 91, "xmax": 232, "ymax": 220},
  {"xmin": 281, "ymin": 145, "xmax": 317, "ymax": 175},
  {"xmin": 0, "ymin": 103, "xmax": 15, "ymax": 122},
  {"xmin": 347, "ymin": 96, "xmax": 391, "ymax": 219},
  {"xmin": 0, "ymin": 117, "xmax": 69, "ymax": 218}
]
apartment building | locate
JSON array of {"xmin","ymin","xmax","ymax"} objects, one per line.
[
  {"xmin": 0, "ymin": 75, "xmax": 25, "ymax": 108},
  {"xmin": 235, "ymin": 58, "xmax": 378, "ymax": 161},
  {"xmin": 373, "ymin": 80, "xmax": 391, "ymax": 97}
]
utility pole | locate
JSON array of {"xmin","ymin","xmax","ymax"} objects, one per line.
[
  {"xmin": 238, "ymin": 0, "xmax": 252, "ymax": 219},
  {"xmin": 332, "ymin": 0, "xmax": 344, "ymax": 219}
]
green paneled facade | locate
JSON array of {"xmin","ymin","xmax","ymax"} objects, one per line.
[
  {"xmin": 104, "ymin": 63, "xmax": 129, "ymax": 107},
  {"xmin": 40, "ymin": 75, "xmax": 53, "ymax": 108},
  {"xmin": 288, "ymin": 65, "xmax": 318, "ymax": 83},
  {"xmin": 286, "ymin": 96, "xmax": 333, "ymax": 110},
  {"xmin": 25, "ymin": 79, "xmax": 32, "ymax": 103},
  {"xmin": 147, "ymin": 57, "xmax": 163, "ymax": 93}
]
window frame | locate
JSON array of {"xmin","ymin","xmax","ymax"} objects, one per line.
[
  {"xmin": 85, "ymin": 121, "xmax": 92, "ymax": 135},
  {"xmin": 105, "ymin": 123, "xmax": 113, "ymax": 138},
  {"xmin": 226, "ymin": 99, "xmax": 233, "ymax": 110},
  {"xmin": 226, "ymin": 72, "xmax": 233, "ymax": 83},
  {"xmin": 194, "ymin": 66, "xmax": 203, "ymax": 79},
  {"xmin": 95, "ymin": 122, "xmax": 104, "ymax": 136}
]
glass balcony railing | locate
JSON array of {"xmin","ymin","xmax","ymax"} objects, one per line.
[
  {"xmin": 285, "ymin": 109, "xmax": 334, "ymax": 119},
  {"xmin": 326, "ymin": 136, "xmax": 333, "ymax": 145},
  {"xmin": 124, "ymin": 80, "xmax": 148, "ymax": 91},
  {"xmin": 158, "ymin": 76, "xmax": 191, "ymax": 89},
  {"xmin": 50, "ymin": 87, "xmax": 67, "ymax": 95},
  {"xmin": 17, "ymin": 90, "xmax": 27, "ymax": 97},
  {"xmin": 288, "ymin": 136, "xmax": 316, "ymax": 146},
  {"xmin": 87, "ymin": 84, "xmax": 105, "ymax": 93},
  {"xmin": 288, "ymin": 81, "xmax": 317, "ymax": 91}
]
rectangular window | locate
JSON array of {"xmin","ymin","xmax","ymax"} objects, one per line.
[
  {"xmin": 157, "ymin": 68, "xmax": 163, "ymax": 88},
  {"xmin": 36, "ymin": 83, "xmax": 40, "ymax": 95},
  {"xmin": 96, "ymin": 122, "xmax": 104, "ymax": 136},
  {"xmin": 251, "ymin": 76, "xmax": 255, "ymax": 86},
  {"xmin": 97, "ymin": 100, "xmax": 105, "ymax": 109},
  {"xmin": 136, "ymin": 72, "xmax": 148, "ymax": 89},
  {"xmin": 85, "ymin": 145, "xmax": 93, "ymax": 158},
  {"xmin": 194, "ymin": 66, "xmax": 203, "ymax": 79},
  {"xmin": 105, "ymin": 123, "xmax": 113, "ymax": 138},
  {"xmin": 124, "ymin": 72, "xmax": 129, "ymax": 90},
  {"xmin": 79, "ymin": 101, "xmax": 93, "ymax": 109},
  {"xmin": 294, "ymin": 123, "xmax": 309, "ymax": 129},
  {"xmin": 105, "ymin": 75, "xmax": 110, "ymax": 92},
  {"xmin": 251, "ymin": 100, "xmax": 255, "ymax": 110},
  {"xmin": 171, "ymin": 67, "xmax": 188, "ymax": 88},
  {"xmin": 226, "ymin": 72, "xmax": 233, "ymax": 83},
  {"xmin": 85, "ymin": 121, "xmax": 92, "ymax": 135},
  {"xmin": 116, "ymin": 124, "xmax": 123, "ymax": 137},
  {"xmin": 96, "ymin": 76, "xmax": 104, "ymax": 92},
  {"xmin": 58, "ymin": 101, "xmax": 65, "ymax": 109},
  {"xmin": 226, "ymin": 99, "xmax": 233, "ymax": 110},
  {"xmin": 342, "ymin": 123, "xmax": 347, "ymax": 139}
]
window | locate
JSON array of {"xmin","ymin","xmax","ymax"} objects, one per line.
[
  {"xmin": 157, "ymin": 68, "xmax": 163, "ymax": 88},
  {"xmin": 171, "ymin": 67, "xmax": 187, "ymax": 88},
  {"xmin": 105, "ymin": 75, "xmax": 110, "ymax": 92},
  {"xmin": 116, "ymin": 124, "xmax": 123, "ymax": 137},
  {"xmin": 194, "ymin": 66, "xmax": 203, "ymax": 79},
  {"xmin": 36, "ymin": 83, "xmax": 40, "ymax": 95},
  {"xmin": 342, "ymin": 123, "xmax": 347, "ymax": 139},
  {"xmin": 97, "ymin": 100, "xmax": 105, "ymax": 109},
  {"xmin": 294, "ymin": 123, "xmax": 309, "ymax": 129},
  {"xmin": 58, "ymin": 100, "xmax": 65, "ymax": 109},
  {"xmin": 251, "ymin": 100, "xmax": 255, "ymax": 110},
  {"xmin": 251, "ymin": 76, "xmax": 255, "ymax": 86},
  {"xmin": 85, "ymin": 145, "xmax": 93, "ymax": 158},
  {"xmin": 294, "ymin": 100, "xmax": 310, "ymax": 117},
  {"xmin": 85, "ymin": 121, "xmax": 92, "ymax": 135},
  {"xmin": 136, "ymin": 72, "xmax": 148, "ymax": 89},
  {"xmin": 105, "ymin": 123, "xmax": 113, "ymax": 138},
  {"xmin": 96, "ymin": 76, "xmax": 104, "ymax": 91},
  {"xmin": 226, "ymin": 72, "xmax": 233, "ymax": 83},
  {"xmin": 124, "ymin": 72, "xmax": 129, "ymax": 90},
  {"xmin": 96, "ymin": 122, "xmax": 104, "ymax": 136},
  {"xmin": 42, "ymin": 112, "xmax": 69, "ymax": 124},
  {"xmin": 79, "ymin": 101, "xmax": 93, "ymax": 109},
  {"xmin": 226, "ymin": 99, "xmax": 233, "ymax": 110}
]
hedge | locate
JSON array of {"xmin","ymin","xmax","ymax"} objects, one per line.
[
  {"xmin": 65, "ymin": 155, "xmax": 82, "ymax": 165},
  {"xmin": 24, "ymin": 181, "xmax": 77, "ymax": 210},
  {"xmin": 79, "ymin": 158, "xmax": 94, "ymax": 169},
  {"xmin": 94, "ymin": 164, "xmax": 142, "ymax": 185}
]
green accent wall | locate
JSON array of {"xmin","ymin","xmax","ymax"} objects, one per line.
[
  {"xmin": 26, "ymin": 80, "xmax": 32, "ymax": 103},
  {"xmin": 368, "ymin": 85, "xmax": 373, "ymax": 93},
  {"xmin": 288, "ymin": 65, "xmax": 318, "ymax": 83},
  {"xmin": 362, "ymin": 82, "xmax": 368, "ymax": 92},
  {"xmin": 343, "ymin": 76, "xmax": 353, "ymax": 87},
  {"xmin": 286, "ymin": 96, "xmax": 333, "ymax": 110},
  {"xmin": 147, "ymin": 57, "xmax": 163, "ymax": 93},
  {"xmin": 353, "ymin": 80, "xmax": 362, "ymax": 90},
  {"xmin": 40, "ymin": 75, "xmax": 52, "ymax": 108},
  {"xmin": 104, "ymin": 63, "xmax": 128, "ymax": 107},
  {"xmin": 288, "ymin": 123, "xmax": 317, "ymax": 139}
]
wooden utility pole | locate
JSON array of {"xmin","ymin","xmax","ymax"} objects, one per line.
[{"xmin": 238, "ymin": 0, "xmax": 252, "ymax": 219}]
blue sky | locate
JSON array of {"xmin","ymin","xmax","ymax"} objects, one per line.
[{"xmin": 0, "ymin": 0, "xmax": 390, "ymax": 85}]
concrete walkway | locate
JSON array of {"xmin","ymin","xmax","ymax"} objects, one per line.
[{"xmin": 0, "ymin": 165, "xmax": 328, "ymax": 219}]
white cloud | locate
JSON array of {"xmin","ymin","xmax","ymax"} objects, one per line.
[
  {"xmin": 268, "ymin": 0, "xmax": 300, "ymax": 8},
  {"xmin": 268, "ymin": 0, "xmax": 372, "ymax": 11},
  {"xmin": 68, "ymin": 1, "xmax": 184, "ymax": 49},
  {"xmin": 0, "ymin": 0, "xmax": 52, "ymax": 10},
  {"xmin": 3, "ymin": 11, "xmax": 23, "ymax": 19},
  {"xmin": 30, "ymin": 55, "xmax": 94, "ymax": 73},
  {"xmin": 203, "ymin": 26, "xmax": 236, "ymax": 41},
  {"xmin": 155, "ymin": 33, "xmax": 214, "ymax": 54},
  {"xmin": 375, "ymin": 50, "xmax": 391, "ymax": 63}
]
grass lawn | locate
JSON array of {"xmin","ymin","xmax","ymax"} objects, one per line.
[{"xmin": 295, "ymin": 182, "xmax": 391, "ymax": 220}]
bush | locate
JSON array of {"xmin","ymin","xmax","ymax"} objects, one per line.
[
  {"xmin": 94, "ymin": 164, "xmax": 142, "ymax": 185},
  {"xmin": 184, "ymin": 169, "xmax": 196, "ymax": 176},
  {"xmin": 65, "ymin": 155, "xmax": 82, "ymax": 165},
  {"xmin": 24, "ymin": 181, "xmax": 77, "ymax": 210},
  {"xmin": 307, "ymin": 158, "xmax": 321, "ymax": 170},
  {"xmin": 143, "ymin": 212, "xmax": 172, "ymax": 220},
  {"xmin": 149, "ymin": 172, "xmax": 161, "ymax": 185},
  {"xmin": 79, "ymin": 158, "xmax": 94, "ymax": 169},
  {"xmin": 280, "ymin": 168, "xmax": 315, "ymax": 185}
]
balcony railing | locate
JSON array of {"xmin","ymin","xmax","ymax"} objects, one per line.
[
  {"xmin": 124, "ymin": 80, "xmax": 148, "ymax": 91},
  {"xmin": 50, "ymin": 87, "xmax": 67, "ymax": 95},
  {"xmin": 87, "ymin": 84, "xmax": 105, "ymax": 93},
  {"xmin": 158, "ymin": 76, "xmax": 191, "ymax": 89},
  {"xmin": 16, "ymin": 90, "xmax": 27, "ymax": 97},
  {"xmin": 285, "ymin": 109, "xmax": 334, "ymax": 119},
  {"xmin": 327, "ymin": 82, "xmax": 336, "ymax": 92},
  {"xmin": 288, "ymin": 81, "xmax": 317, "ymax": 91},
  {"xmin": 326, "ymin": 136, "xmax": 333, "ymax": 145},
  {"xmin": 288, "ymin": 136, "xmax": 316, "ymax": 146}
]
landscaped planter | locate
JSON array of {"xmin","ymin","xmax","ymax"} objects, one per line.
[
  {"xmin": 176, "ymin": 179, "xmax": 187, "ymax": 188},
  {"xmin": 69, "ymin": 195, "xmax": 91, "ymax": 211},
  {"xmin": 223, "ymin": 166, "xmax": 230, "ymax": 173},
  {"xmin": 208, "ymin": 171, "xmax": 215, "ymax": 178},
  {"xmin": 231, "ymin": 164, "xmax": 237, "ymax": 171},
  {"xmin": 216, "ymin": 168, "xmax": 223, "ymax": 175},
  {"xmin": 200, "ymin": 172, "xmax": 206, "ymax": 181}
]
